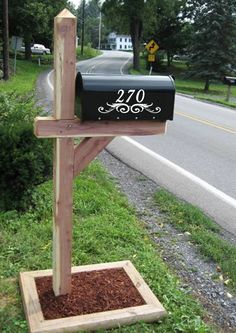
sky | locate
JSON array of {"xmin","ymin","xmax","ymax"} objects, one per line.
[
  {"xmin": 70, "ymin": 0, "xmax": 105, "ymax": 8},
  {"xmin": 70, "ymin": 0, "xmax": 81, "ymax": 8}
]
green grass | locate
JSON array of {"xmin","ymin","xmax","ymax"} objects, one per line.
[
  {"xmin": 0, "ymin": 163, "xmax": 213, "ymax": 333},
  {"xmin": 0, "ymin": 60, "xmax": 50, "ymax": 94},
  {"xmin": 130, "ymin": 57, "xmax": 149, "ymax": 75},
  {"xmin": 154, "ymin": 189, "xmax": 236, "ymax": 290},
  {"xmin": 130, "ymin": 57, "xmax": 236, "ymax": 108},
  {"xmin": 76, "ymin": 45, "xmax": 102, "ymax": 61},
  {"xmin": 0, "ymin": 45, "xmax": 101, "ymax": 94}
]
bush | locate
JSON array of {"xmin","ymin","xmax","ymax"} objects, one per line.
[
  {"xmin": 76, "ymin": 44, "xmax": 100, "ymax": 59},
  {"xmin": 31, "ymin": 54, "xmax": 54, "ymax": 65},
  {"xmin": 0, "ymin": 92, "xmax": 52, "ymax": 211}
]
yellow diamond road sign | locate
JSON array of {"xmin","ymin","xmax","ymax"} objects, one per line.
[{"xmin": 146, "ymin": 40, "xmax": 159, "ymax": 54}]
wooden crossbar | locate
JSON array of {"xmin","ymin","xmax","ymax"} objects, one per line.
[{"xmin": 34, "ymin": 117, "xmax": 167, "ymax": 138}]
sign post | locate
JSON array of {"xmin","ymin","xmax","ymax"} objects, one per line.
[
  {"xmin": 11, "ymin": 36, "xmax": 23, "ymax": 75},
  {"xmin": 145, "ymin": 39, "xmax": 159, "ymax": 75},
  {"xmin": 223, "ymin": 76, "xmax": 236, "ymax": 102}
]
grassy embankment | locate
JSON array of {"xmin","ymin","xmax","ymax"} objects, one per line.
[
  {"xmin": 76, "ymin": 45, "xmax": 102, "ymax": 60},
  {"xmin": 0, "ymin": 60, "xmax": 50, "ymax": 94},
  {"xmin": 130, "ymin": 56, "xmax": 236, "ymax": 108},
  {"xmin": 0, "ymin": 58, "xmax": 214, "ymax": 332},
  {"xmin": 154, "ymin": 190, "xmax": 236, "ymax": 292}
]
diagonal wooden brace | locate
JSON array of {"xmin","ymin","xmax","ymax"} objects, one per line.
[{"xmin": 73, "ymin": 137, "xmax": 114, "ymax": 178}]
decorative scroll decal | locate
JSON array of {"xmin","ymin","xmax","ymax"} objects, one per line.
[
  {"xmin": 98, "ymin": 103, "xmax": 161, "ymax": 114},
  {"xmin": 98, "ymin": 89, "xmax": 162, "ymax": 116}
]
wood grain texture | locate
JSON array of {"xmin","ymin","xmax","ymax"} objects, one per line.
[
  {"xmin": 19, "ymin": 261, "xmax": 166, "ymax": 333},
  {"xmin": 53, "ymin": 9, "xmax": 76, "ymax": 296},
  {"xmin": 34, "ymin": 117, "xmax": 167, "ymax": 138},
  {"xmin": 53, "ymin": 138, "xmax": 74, "ymax": 296},
  {"xmin": 19, "ymin": 272, "xmax": 44, "ymax": 333},
  {"xmin": 54, "ymin": 9, "xmax": 76, "ymax": 120},
  {"xmin": 73, "ymin": 137, "xmax": 114, "ymax": 177}
]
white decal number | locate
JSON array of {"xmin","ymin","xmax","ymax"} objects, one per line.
[
  {"xmin": 136, "ymin": 89, "xmax": 145, "ymax": 103},
  {"xmin": 126, "ymin": 89, "xmax": 136, "ymax": 102},
  {"xmin": 115, "ymin": 89, "xmax": 145, "ymax": 103},
  {"xmin": 116, "ymin": 89, "xmax": 125, "ymax": 103}
]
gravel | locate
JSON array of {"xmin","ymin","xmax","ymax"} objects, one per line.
[{"xmin": 98, "ymin": 149, "xmax": 236, "ymax": 332}]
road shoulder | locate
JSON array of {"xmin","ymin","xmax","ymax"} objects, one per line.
[{"xmin": 98, "ymin": 148, "xmax": 236, "ymax": 332}]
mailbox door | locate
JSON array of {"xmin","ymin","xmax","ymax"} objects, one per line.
[{"xmin": 76, "ymin": 74, "xmax": 175, "ymax": 122}]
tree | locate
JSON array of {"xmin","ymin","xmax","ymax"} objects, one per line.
[
  {"xmin": 2, "ymin": 0, "xmax": 9, "ymax": 80},
  {"xmin": 8, "ymin": 0, "xmax": 72, "ymax": 60},
  {"xmin": 77, "ymin": 0, "xmax": 106, "ymax": 50},
  {"xmin": 102, "ymin": 0, "xmax": 146, "ymax": 70},
  {"xmin": 187, "ymin": 0, "xmax": 236, "ymax": 91},
  {"xmin": 143, "ymin": 0, "xmax": 190, "ymax": 67}
]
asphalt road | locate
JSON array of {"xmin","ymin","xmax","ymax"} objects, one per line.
[
  {"xmin": 46, "ymin": 51, "xmax": 236, "ymax": 235},
  {"xmin": 78, "ymin": 50, "xmax": 133, "ymax": 74}
]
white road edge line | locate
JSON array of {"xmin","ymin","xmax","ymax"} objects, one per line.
[
  {"xmin": 47, "ymin": 69, "xmax": 54, "ymax": 91},
  {"xmin": 86, "ymin": 65, "xmax": 96, "ymax": 74},
  {"xmin": 47, "ymin": 58, "xmax": 101, "ymax": 89},
  {"xmin": 120, "ymin": 56, "xmax": 132, "ymax": 75},
  {"xmin": 123, "ymin": 136, "xmax": 236, "ymax": 209}
]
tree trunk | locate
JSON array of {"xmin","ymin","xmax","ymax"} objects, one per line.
[
  {"xmin": 130, "ymin": 20, "xmax": 142, "ymax": 71},
  {"xmin": 167, "ymin": 50, "xmax": 171, "ymax": 67},
  {"xmin": 24, "ymin": 33, "xmax": 32, "ymax": 60},
  {"xmin": 204, "ymin": 78, "xmax": 210, "ymax": 92},
  {"xmin": 81, "ymin": 0, "xmax": 85, "ymax": 55},
  {"xmin": 3, "ymin": 0, "xmax": 9, "ymax": 80}
]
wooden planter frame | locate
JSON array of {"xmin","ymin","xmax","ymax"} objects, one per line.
[
  {"xmin": 20, "ymin": 260, "xmax": 166, "ymax": 333},
  {"xmin": 20, "ymin": 8, "xmax": 167, "ymax": 333}
]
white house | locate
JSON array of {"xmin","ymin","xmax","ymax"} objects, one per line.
[{"xmin": 106, "ymin": 32, "xmax": 133, "ymax": 51}]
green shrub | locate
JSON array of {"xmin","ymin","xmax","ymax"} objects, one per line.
[
  {"xmin": 0, "ymin": 92, "xmax": 52, "ymax": 211},
  {"xmin": 76, "ymin": 44, "xmax": 101, "ymax": 60},
  {"xmin": 31, "ymin": 54, "xmax": 54, "ymax": 65}
]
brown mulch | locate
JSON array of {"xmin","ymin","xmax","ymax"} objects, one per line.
[{"xmin": 35, "ymin": 268, "xmax": 146, "ymax": 320}]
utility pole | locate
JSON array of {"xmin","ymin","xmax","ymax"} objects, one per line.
[
  {"xmin": 81, "ymin": 0, "xmax": 85, "ymax": 56},
  {"xmin": 98, "ymin": 11, "xmax": 101, "ymax": 50},
  {"xmin": 3, "ymin": 0, "xmax": 9, "ymax": 80}
]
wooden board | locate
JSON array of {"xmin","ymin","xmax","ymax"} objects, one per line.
[
  {"xmin": 19, "ymin": 261, "xmax": 167, "ymax": 333},
  {"xmin": 34, "ymin": 117, "xmax": 167, "ymax": 138},
  {"xmin": 52, "ymin": 9, "xmax": 76, "ymax": 296},
  {"xmin": 54, "ymin": 9, "xmax": 76, "ymax": 120},
  {"xmin": 53, "ymin": 138, "xmax": 74, "ymax": 295},
  {"xmin": 73, "ymin": 137, "xmax": 114, "ymax": 177}
]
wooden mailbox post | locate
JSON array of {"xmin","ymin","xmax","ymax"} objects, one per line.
[{"xmin": 20, "ymin": 9, "xmax": 171, "ymax": 333}]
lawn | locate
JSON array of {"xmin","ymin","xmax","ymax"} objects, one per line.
[
  {"xmin": 0, "ymin": 162, "xmax": 213, "ymax": 333},
  {"xmin": 0, "ymin": 60, "xmax": 50, "ymax": 94}
]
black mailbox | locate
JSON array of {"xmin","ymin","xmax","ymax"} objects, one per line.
[
  {"xmin": 75, "ymin": 73, "xmax": 175, "ymax": 122},
  {"xmin": 223, "ymin": 76, "xmax": 236, "ymax": 86}
]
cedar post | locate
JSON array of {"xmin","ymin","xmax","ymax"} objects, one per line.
[{"xmin": 53, "ymin": 9, "xmax": 76, "ymax": 296}]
